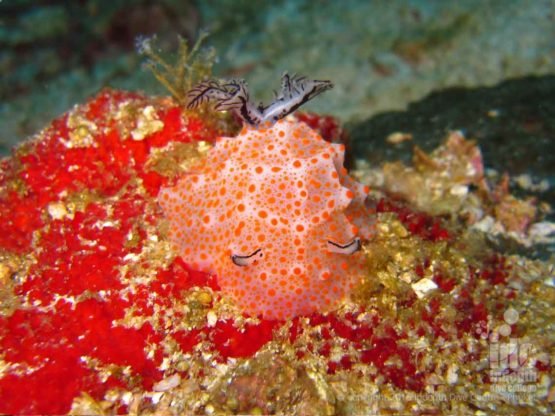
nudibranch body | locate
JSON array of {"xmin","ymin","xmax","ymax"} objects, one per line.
[{"xmin": 159, "ymin": 74, "xmax": 374, "ymax": 319}]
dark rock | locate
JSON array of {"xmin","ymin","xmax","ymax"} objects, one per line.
[
  {"xmin": 348, "ymin": 75, "xmax": 555, "ymax": 174},
  {"xmin": 348, "ymin": 75, "xmax": 555, "ymax": 207}
]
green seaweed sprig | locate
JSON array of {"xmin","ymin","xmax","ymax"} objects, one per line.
[{"xmin": 137, "ymin": 32, "xmax": 216, "ymax": 105}]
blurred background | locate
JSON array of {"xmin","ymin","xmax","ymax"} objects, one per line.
[{"xmin": 1, "ymin": 0, "xmax": 554, "ymax": 155}]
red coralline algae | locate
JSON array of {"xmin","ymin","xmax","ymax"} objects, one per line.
[
  {"xmin": 296, "ymin": 111, "xmax": 347, "ymax": 144},
  {"xmin": 0, "ymin": 89, "xmax": 226, "ymax": 413},
  {"xmin": 211, "ymin": 319, "xmax": 280, "ymax": 359},
  {"xmin": 376, "ymin": 197, "xmax": 450, "ymax": 241},
  {"xmin": 0, "ymin": 89, "xmax": 548, "ymax": 414}
]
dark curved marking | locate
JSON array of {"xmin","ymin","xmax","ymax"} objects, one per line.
[
  {"xmin": 214, "ymin": 94, "xmax": 246, "ymax": 113},
  {"xmin": 212, "ymin": 81, "xmax": 251, "ymax": 114},
  {"xmin": 214, "ymin": 98, "xmax": 238, "ymax": 111},
  {"xmin": 283, "ymin": 86, "xmax": 318, "ymax": 116},
  {"xmin": 186, "ymin": 82, "xmax": 227, "ymax": 109},
  {"xmin": 231, "ymin": 248, "xmax": 262, "ymax": 267},
  {"xmin": 283, "ymin": 73, "xmax": 291, "ymax": 90},
  {"xmin": 238, "ymin": 97, "xmax": 259, "ymax": 125},
  {"xmin": 280, "ymin": 73, "xmax": 295, "ymax": 99},
  {"xmin": 223, "ymin": 79, "xmax": 242, "ymax": 88},
  {"xmin": 222, "ymin": 80, "xmax": 247, "ymax": 98},
  {"xmin": 278, "ymin": 80, "xmax": 333, "ymax": 120},
  {"xmin": 327, "ymin": 237, "xmax": 361, "ymax": 255}
]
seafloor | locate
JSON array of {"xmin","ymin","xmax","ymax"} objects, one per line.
[{"xmin": 0, "ymin": 1, "xmax": 554, "ymax": 415}]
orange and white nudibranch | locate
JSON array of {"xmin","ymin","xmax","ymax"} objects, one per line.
[{"xmin": 159, "ymin": 74, "xmax": 374, "ymax": 319}]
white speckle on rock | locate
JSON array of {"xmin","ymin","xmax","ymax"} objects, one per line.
[
  {"xmin": 411, "ymin": 278, "xmax": 438, "ymax": 299},
  {"xmin": 47, "ymin": 202, "xmax": 71, "ymax": 220},
  {"xmin": 121, "ymin": 391, "xmax": 133, "ymax": 405},
  {"xmin": 153, "ymin": 373, "xmax": 181, "ymax": 392},
  {"xmin": 449, "ymin": 184, "xmax": 468, "ymax": 197},
  {"xmin": 528, "ymin": 221, "xmax": 555, "ymax": 244},
  {"xmin": 131, "ymin": 105, "xmax": 164, "ymax": 141},
  {"xmin": 206, "ymin": 311, "xmax": 218, "ymax": 327},
  {"xmin": 472, "ymin": 215, "xmax": 496, "ymax": 233},
  {"xmin": 447, "ymin": 364, "xmax": 459, "ymax": 384}
]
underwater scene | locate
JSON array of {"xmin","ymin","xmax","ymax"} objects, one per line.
[{"xmin": 0, "ymin": 1, "xmax": 554, "ymax": 414}]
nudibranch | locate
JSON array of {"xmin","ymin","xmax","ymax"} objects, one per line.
[{"xmin": 159, "ymin": 73, "xmax": 374, "ymax": 319}]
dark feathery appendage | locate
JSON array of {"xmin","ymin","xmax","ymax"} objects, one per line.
[
  {"xmin": 213, "ymin": 80, "xmax": 249, "ymax": 111},
  {"xmin": 185, "ymin": 80, "xmax": 227, "ymax": 109}
]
